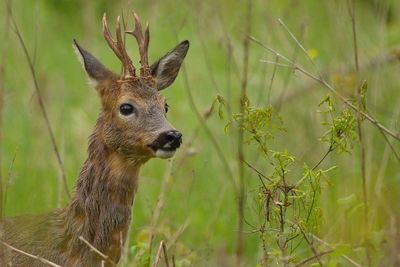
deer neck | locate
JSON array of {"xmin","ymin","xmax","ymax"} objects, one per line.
[{"xmin": 63, "ymin": 130, "xmax": 145, "ymax": 261}]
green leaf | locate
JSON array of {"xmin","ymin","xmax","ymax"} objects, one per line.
[
  {"xmin": 345, "ymin": 203, "xmax": 365, "ymax": 219},
  {"xmin": 337, "ymin": 194, "xmax": 357, "ymax": 205},
  {"xmin": 218, "ymin": 106, "xmax": 224, "ymax": 119},
  {"xmin": 330, "ymin": 243, "xmax": 352, "ymax": 258},
  {"xmin": 224, "ymin": 122, "xmax": 231, "ymax": 134},
  {"xmin": 209, "ymin": 98, "xmax": 217, "ymax": 114},
  {"xmin": 327, "ymin": 260, "xmax": 338, "ymax": 267},
  {"xmin": 216, "ymin": 95, "xmax": 225, "ymax": 105}
]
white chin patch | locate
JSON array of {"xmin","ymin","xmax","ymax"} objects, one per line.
[{"xmin": 155, "ymin": 149, "xmax": 176, "ymax": 159}]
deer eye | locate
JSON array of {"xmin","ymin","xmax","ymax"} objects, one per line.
[
  {"xmin": 120, "ymin": 103, "xmax": 135, "ymax": 116},
  {"xmin": 165, "ymin": 103, "xmax": 169, "ymax": 113}
]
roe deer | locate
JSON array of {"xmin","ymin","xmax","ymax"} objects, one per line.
[{"xmin": 0, "ymin": 11, "xmax": 189, "ymax": 266}]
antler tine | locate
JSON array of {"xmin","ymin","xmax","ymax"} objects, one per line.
[
  {"xmin": 126, "ymin": 11, "xmax": 150, "ymax": 76},
  {"xmin": 102, "ymin": 13, "xmax": 135, "ymax": 78},
  {"xmin": 115, "ymin": 16, "xmax": 136, "ymax": 77},
  {"xmin": 102, "ymin": 14, "xmax": 121, "ymax": 58},
  {"xmin": 144, "ymin": 23, "xmax": 150, "ymax": 58}
]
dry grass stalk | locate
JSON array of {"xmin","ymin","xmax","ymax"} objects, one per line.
[
  {"xmin": 346, "ymin": 2, "xmax": 371, "ymax": 265},
  {"xmin": 0, "ymin": 0, "xmax": 12, "ymax": 220},
  {"xmin": 7, "ymin": 1, "xmax": 70, "ymax": 199},
  {"xmin": 2, "ymin": 148, "xmax": 18, "ymax": 217},
  {"xmin": 311, "ymin": 234, "xmax": 362, "ymax": 267},
  {"xmin": 172, "ymin": 23, "xmax": 236, "ymax": 191},
  {"xmin": 1, "ymin": 241, "xmax": 61, "ymax": 267},
  {"xmin": 153, "ymin": 240, "xmax": 170, "ymax": 267},
  {"xmin": 250, "ymin": 34, "xmax": 400, "ymax": 142},
  {"xmin": 274, "ymin": 47, "xmax": 400, "ymax": 111},
  {"xmin": 147, "ymin": 159, "xmax": 175, "ymax": 259},
  {"xmin": 293, "ymin": 248, "xmax": 336, "ymax": 267},
  {"xmin": 166, "ymin": 219, "xmax": 191, "ymax": 250},
  {"xmin": 236, "ymin": 1, "xmax": 253, "ymax": 266},
  {"xmin": 153, "ymin": 241, "xmax": 164, "ymax": 267},
  {"xmin": 78, "ymin": 236, "xmax": 116, "ymax": 266}
]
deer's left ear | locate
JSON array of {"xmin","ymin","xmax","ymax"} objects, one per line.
[{"xmin": 150, "ymin": 40, "xmax": 189, "ymax": 91}]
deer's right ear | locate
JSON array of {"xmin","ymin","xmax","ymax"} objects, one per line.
[{"xmin": 73, "ymin": 40, "xmax": 116, "ymax": 88}]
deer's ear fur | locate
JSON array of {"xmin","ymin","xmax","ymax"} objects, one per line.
[
  {"xmin": 150, "ymin": 40, "xmax": 189, "ymax": 91},
  {"xmin": 73, "ymin": 40, "xmax": 117, "ymax": 88}
]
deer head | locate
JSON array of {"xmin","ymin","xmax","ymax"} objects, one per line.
[{"xmin": 73, "ymin": 12, "xmax": 189, "ymax": 161}]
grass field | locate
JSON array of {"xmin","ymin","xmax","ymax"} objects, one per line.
[{"xmin": 1, "ymin": 0, "xmax": 400, "ymax": 266}]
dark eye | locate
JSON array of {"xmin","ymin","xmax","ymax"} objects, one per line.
[
  {"xmin": 165, "ymin": 103, "xmax": 169, "ymax": 113},
  {"xmin": 120, "ymin": 103, "xmax": 135, "ymax": 116}
]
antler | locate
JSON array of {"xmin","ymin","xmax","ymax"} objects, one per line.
[
  {"xmin": 102, "ymin": 13, "xmax": 136, "ymax": 78},
  {"xmin": 126, "ymin": 11, "xmax": 150, "ymax": 76}
]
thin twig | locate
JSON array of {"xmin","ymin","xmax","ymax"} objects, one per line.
[
  {"xmin": 274, "ymin": 47, "xmax": 400, "ymax": 111},
  {"xmin": 346, "ymin": 4, "xmax": 370, "ymax": 262},
  {"xmin": 173, "ymin": 110, "xmax": 213, "ymax": 174},
  {"xmin": 275, "ymin": 23, "xmax": 305, "ymax": 110},
  {"xmin": 347, "ymin": 0, "xmax": 359, "ymax": 72},
  {"xmin": 377, "ymin": 124, "xmax": 400, "ymax": 162},
  {"xmin": 147, "ymin": 159, "xmax": 174, "ymax": 261},
  {"xmin": 292, "ymin": 146, "xmax": 332, "ymax": 237},
  {"xmin": 242, "ymin": 159, "xmax": 272, "ymax": 182},
  {"xmin": 277, "ymin": 18, "xmax": 322, "ymax": 78},
  {"xmin": 2, "ymin": 147, "xmax": 18, "ymax": 217},
  {"xmin": 312, "ymin": 146, "xmax": 333, "ymax": 171},
  {"xmin": 259, "ymin": 60, "xmax": 294, "ymax": 68},
  {"xmin": 293, "ymin": 248, "xmax": 336, "ymax": 267},
  {"xmin": 7, "ymin": 2, "xmax": 70, "ymax": 199},
  {"xmin": 172, "ymin": 255, "xmax": 176, "ymax": 267},
  {"xmin": 1, "ymin": 241, "xmax": 61, "ymax": 267},
  {"xmin": 267, "ymin": 55, "xmax": 279, "ymax": 105},
  {"xmin": 0, "ymin": 0, "xmax": 12, "ymax": 220},
  {"xmin": 172, "ymin": 24, "xmax": 237, "ymax": 193},
  {"xmin": 183, "ymin": 65, "xmax": 237, "ymax": 190},
  {"xmin": 296, "ymin": 224, "xmax": 323, "ymax": 266},
  {"xmin": 78, "ymin": 236, "xmax": 116, "ymax": 266},
  {"xmin": 214, "ymin": 5, "xmax": 241, "ymax": 115},
  {"xmin": 311, "ymin": 235, "xmax": 362, "ymax": 267},
  {"xmin": 250, "ymin": 35, "xmax": 400, "ymax": 142},
  {"xmin": 166, "ymin": 219, "xmax": 191, "ymax": 249},
  {"xmin": 153, "ymin": 241, "xmax": 164, "ymax": 267},
  {"xmin": 194, "ymin": 17, "xmax": 221, "ymax": 94},
  {"xmin": 236, "ymin": 1, "xmax": 253, "ymax": 266},
  {"xmin": 301, "ymin": 146, "xmax": 334, "ymax": 225},
  {"xmin": 162, "ymin": 241, "xmax": 170, "ymax": 267},
  {"xmin": 78, "ymin": 236, "xmax": 108, "ymax": 259}
]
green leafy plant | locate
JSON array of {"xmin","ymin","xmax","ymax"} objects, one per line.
[{"xmin": 213, "ymin": 94, "xmax": 359, "ymax": 265}]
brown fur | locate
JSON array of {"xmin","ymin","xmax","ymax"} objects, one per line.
[{"xmin": 0, "ymin": 13, "xmax": 189, "ymax": 266}]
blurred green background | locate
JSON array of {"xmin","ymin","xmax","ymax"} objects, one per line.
[{"xmin": 0, "ymin": 0, "xmax": 399, "ymax": 266}]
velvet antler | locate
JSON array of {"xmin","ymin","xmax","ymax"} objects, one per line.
[
  {"xmin": 126, "ymin": 11, "xmax": 150, "ymax": 76},
  {"xmin": 102, "ymin": 13, "xmax": 136, "ymax": 78}
]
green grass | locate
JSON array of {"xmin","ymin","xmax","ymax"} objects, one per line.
[{"xmin": 1, "ymin": 0, "xmax": 400, "ymax": 266}]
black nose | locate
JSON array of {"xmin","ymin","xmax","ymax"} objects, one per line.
[
  {"xmin": 165, "ymin": 130, "xmax": 182, "ymax": 143},
  {"xmin": 149, "ymin": 130, "xmax": 183, "ymax": 151},
  {"xmin": 164, "ymin": 130, "xmax": 182, "ymax": 149}
]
